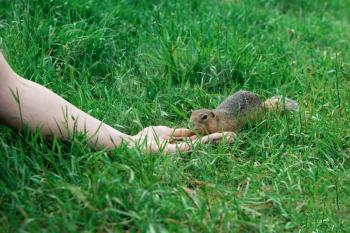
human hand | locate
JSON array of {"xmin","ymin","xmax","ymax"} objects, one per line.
[
  {"xmin": 129, "ymin": 126, "xmax": 236, "ymax": 154},
  {"xmin": 129, "ymin": 126, "xmax": 193, "ymax": 154}
]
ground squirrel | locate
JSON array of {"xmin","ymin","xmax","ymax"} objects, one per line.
[{"xmin": 190, "ymin": 90, "xmax": 299, "ymax": 134}]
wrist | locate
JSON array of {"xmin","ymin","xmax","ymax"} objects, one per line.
[
  {"xmin": 120, "ymin": 134, "xmax": 135, "ymax": 147},
  {"xmin": 102, "ymin": 125, "xmax": 137, "ymax": 149}
]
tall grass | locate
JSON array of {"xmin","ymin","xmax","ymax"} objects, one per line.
[{"xmin": 0, "ymin": 0, "xmax": 349, "ymax": 232}]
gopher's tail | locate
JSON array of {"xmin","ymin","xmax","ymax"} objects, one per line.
[{"xmin": 264, "ymin": 96, "xmax": 299, "ymax": 112}]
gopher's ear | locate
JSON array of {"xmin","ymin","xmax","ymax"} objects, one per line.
[{"xmin": 210, "ymin": 111, "xmax": 216, "ymax": 118}]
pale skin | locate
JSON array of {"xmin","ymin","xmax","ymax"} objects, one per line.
[{"xmin": 0, "ymin": 52, "xmax": 235, "ymax": 154}]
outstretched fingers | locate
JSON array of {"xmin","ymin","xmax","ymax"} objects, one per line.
[
  {"xmin": 199, "ymin": 132, "xmax": 237, "ymax": 144},
  {"xmin": 164, "ymin": 141, "xmax": 192, "ymax": 154},
  {"xmin": 171, "ymin": 128, "xmax": 195, "ymax": 137},
  {"xmin": 165, "ymin": 131, "xmax": 237, "ymax": 154},
  {"xmin": 133, "ymin": 127, "xmax": 236, "ymax": 154},
  {"xmin": 135, "ymin": 138, "xmax": 192, "ymax": 155}
]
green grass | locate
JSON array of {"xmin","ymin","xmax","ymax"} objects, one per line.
[{"xmin": 1, "ymin": 0, "xmax": 350, "ymax": 232}]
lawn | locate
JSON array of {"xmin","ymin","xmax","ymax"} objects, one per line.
[{"xmin": 0, "ymin": 0, "xmax": 350, "ymax": 232}]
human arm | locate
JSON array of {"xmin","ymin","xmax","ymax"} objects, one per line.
[
  {"xmin": 0, "ymin": 52, "xmax": 235, "ymax": 153},
  {"xmin": 0, "ymin": 52, "xmax": 133, "ymax": 149}
]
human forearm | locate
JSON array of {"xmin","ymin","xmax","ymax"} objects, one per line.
[{"xmin": 0, "ymin": 54, "xmax": 131, "ymax": 149}]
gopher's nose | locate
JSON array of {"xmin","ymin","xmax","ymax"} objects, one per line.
[
  {"xmin": 188, "ymin": 122, "xmax": 202, "ymax": 134},
  {"xmin": 194, "ymin": 126, "xmax": 207, "ymax": 135}
]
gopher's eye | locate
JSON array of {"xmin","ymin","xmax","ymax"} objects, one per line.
[{"xmin": 202, "ymin": 114, "xmax": 208, "ymax": 120}]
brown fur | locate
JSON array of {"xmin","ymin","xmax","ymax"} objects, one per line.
[{"xmin": 190, "ymin": 90, "xmax": 299, "ymax": 135}]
